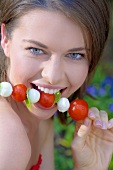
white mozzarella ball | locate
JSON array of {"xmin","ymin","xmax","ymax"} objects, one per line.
[
  {"xmin": 0, "ymin": 82, "xmax": 13, "ymax": 97},
  {"xmin": 57, "ymin": 97, "xmax": 70, "ymax": 112},
  {"xmin": 27, "ymin": 89, "xmax": 40, "ymax": 103}
]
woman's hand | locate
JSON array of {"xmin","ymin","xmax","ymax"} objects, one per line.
[{"xmin": 71, "ymin": 107, "xmax": 113, "ymax": 170}]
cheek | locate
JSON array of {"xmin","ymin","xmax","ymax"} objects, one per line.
[
  {"xmin": 68, "ymin": 65, "xmax": 88, "ymax": 89},
  {"xmin": 9, "ymin": 55, "xmax": 42, "ymax": 83}
]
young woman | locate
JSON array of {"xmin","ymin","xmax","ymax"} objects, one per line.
[{"xmin": 0, "ymin": 0, "xmax": 112, "ymax": 170}]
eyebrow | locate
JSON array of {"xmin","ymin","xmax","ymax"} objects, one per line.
[
  {"xmin": 67, "ymin": 47, "xmax": 88, "ymax": 52},
  {"xmin": 23, "ymin": 39, "xmax": 48, "ymax": 49},
  {"xmin": 23, "ymin": 39, "xmax": 89, "ymax": 52}
]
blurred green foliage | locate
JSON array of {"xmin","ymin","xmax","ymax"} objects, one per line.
[{"xmin": 54, "ymin": 116, "xmax": 74, "ymax": 170}]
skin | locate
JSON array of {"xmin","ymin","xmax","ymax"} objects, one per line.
[
  {"xmin": 72, "ymin": 108, "xmax": 113, "ymax": 170},
  {"xmin": 0, "ymin": 10, "xmax": 89, "ymax": 170},
  {"xmin": 0, "ymin": 10, "xmax": 113, "ymax": 170},
  {"xmin": 1, "ymin": 10, "xmax": 89, "ymax": 120}
]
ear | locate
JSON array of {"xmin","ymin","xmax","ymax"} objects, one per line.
[{"xmin": 1, "ymin": 23, "xmax": 10, "ymax": 57}]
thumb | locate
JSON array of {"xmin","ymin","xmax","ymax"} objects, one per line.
[{"xmin": 72, "ymin": 118, "xmax": 92, "ymax": 151}]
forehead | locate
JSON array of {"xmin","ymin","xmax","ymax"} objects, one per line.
[{"xmin": 12, "ymin": 10, "xmax": 86, "ymax": 51}]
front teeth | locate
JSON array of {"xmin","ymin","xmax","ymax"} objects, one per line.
[{"xmin": 38, "ymin": 86, "xmax": 60, "ymax": 94}]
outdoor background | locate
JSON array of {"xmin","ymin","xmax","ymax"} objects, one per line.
[
  {"xmin": 0, "ymin": 1, "xmax": 112, "ymax": 170},
  {"xmin": 54, "ymin": 2, "xmax": 113, "ymax": 170}
]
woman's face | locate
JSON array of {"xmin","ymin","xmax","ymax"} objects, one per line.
[{"xmin": 1, "ymin": 10, "xmax": 89, "ymax": 119}]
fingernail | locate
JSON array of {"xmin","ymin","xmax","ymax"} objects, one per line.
[
  {"xmin": 102, "ymin": 122, "xmax": 107, "ymax": 129},
  {"xmin": 95, "ymin": 120, "xmax": 102, "ymax": 126},
  {"xmin": 84, "ymin": 118, "xmax": 89, "ymax": 127},
  {"xmin": 89, "ymin": 111, "xmax": 95, "ymax": 118},
  {"xmin": 108, "ymin": 122, "xmax": 112, "ymax": 128}
]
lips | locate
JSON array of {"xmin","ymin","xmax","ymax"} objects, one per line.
[
  {"xmin": 30, "ymin": 83, "xmax": 66, "ymax": 94},
  {"xmin": 34, "ymin": 101, "xmax": 56, "ymax": 110},
  {"xmin": 30, "ymin": 83, "xmax": 67, "ymax": 110}
]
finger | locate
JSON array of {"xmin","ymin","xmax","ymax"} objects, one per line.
[
  {"xmin": 84, "ymin": 117, "xmax": 92, "ymax": 127},
  {"xmin": 89, "ymin": 107, "xmax": 102, "ymax": 127},
  {"xmin": 88, "ymin": 109, "xmax": 96, "ymax": 120},
  {"xmin": 100, "ymin": 110, "xmax": 108, "ymax": 130},
  {"xmin": 71, "ymin": 119, "xmax": 92, "ymax": 151},
  {"xmin": 108, "ymin": 118, "xmax": 113, "ymax": 129},
  {"xmin": 74, "ymin": 120, "xmax": 84, "ymax": 137},
  {"xmin": 76, "ymin": 120, "xmax": 84, "ymax": 130}
]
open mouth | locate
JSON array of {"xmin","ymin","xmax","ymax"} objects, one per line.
[
  {"xmin": 30, "ymin": 83, "xmax": 66, "ymax": 110},
  {"xmin": 30, "ymin": 83, "xmax": 65, "ymax": 94}
]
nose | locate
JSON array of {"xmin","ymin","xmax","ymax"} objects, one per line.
[{"xmin": 41, "ymin": 55, "xmax": 64, "ymax": 85}]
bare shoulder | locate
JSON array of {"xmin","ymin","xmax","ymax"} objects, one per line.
[{"xmin": 0, "ymin": 99, "xmax": 31, "ymax": 170}]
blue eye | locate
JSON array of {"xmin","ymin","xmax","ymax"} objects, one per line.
[
  {"xmin": 67, "ymin": 53, "xmax": 84, "ymax": 60},
  {"xmin": 26, "ymin": 47, "xmax": 45, "ymax": 56},
  {"xmin": 30, "ymin": 48, "xmax": 44, "ymax": 55}
]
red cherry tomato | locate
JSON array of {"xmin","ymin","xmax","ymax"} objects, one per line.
[
  {"xmin": 11, "ymin": 84, "xmax": 27, "ymax": 102},
  {"xmin": 38, "ymin": 92, "xmax": 55, "ymax": 108},
  {"xmin": 68, "ymin": 99, "xmax": 88, "ymax": 121}
]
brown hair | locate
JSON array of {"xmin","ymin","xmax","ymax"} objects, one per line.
[{"xmin": 0, "ymin": 0, "xmax": 111, "ymax": 123}]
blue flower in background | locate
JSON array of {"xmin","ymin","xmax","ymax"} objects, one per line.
[
  {"xmin": 86, "ymin": 76, "xmax": 113, "ymax": 116},
  {"xmin": 108, "ymin": 103, "xmax": 113, "ymax": 112},
  {"xmin": 110, "ymin": 87, "xmax": 113, "ymax": 99},
  {"xmin": 98, "ymin": 87, "xmax": 106, "ymax": 97},
  {"xmin": 86, "ymin": 85, "xmax": 98, "ymax": 97},
  {"xmin": 101, "ymin": 76, "xmax": 113, "ymax": 88}
]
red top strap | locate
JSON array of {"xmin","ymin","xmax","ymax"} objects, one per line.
[{"xmin": 30, "ymin": 154, "xmax": 42, "ymax": 170}]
